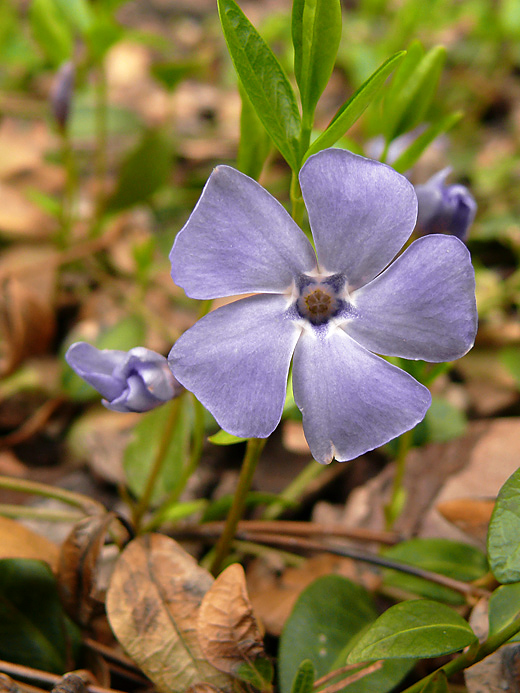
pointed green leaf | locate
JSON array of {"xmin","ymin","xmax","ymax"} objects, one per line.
[
  {"xmin": 420, "ymin": 671, "xmax": 449, "ymax": 693},
  {"xmin": 488, "ymin": 467, "xmax": 520, "ymax": 583},
  {"xmin": 391, "ymin": 111, "xmax": 463, "ymax": 173},
  {"xmin": 290, "ymin": 660, "xmax": 315, "ymax": 693},
  {"xmin": 237, "ymin": 82, "xmax": 271, "ymax": 180},
  {"xmin": 347, "ymin": 600, "xmax": 477, "ymax": 663},
  {"xmin": 218, "ymin": 0, "xmax": 301, "ymax": 171},
  {"xmin": 208, "ymin": 429, "xmax": 247, "ymax": 445},
  {"xmin": 292, "ymin": 0, "xmax": 342, "ymax": 123},
  {"xmin": 384, "ymin": 44, "xmax": 446, "ymax": 140},
  {"xmin": 305, "ymin": 51, "xmax": 405, "ymax": 159},
  {"xmin": 488, "ymin": 583, "xmax": 520, "ymax": 642},
  {"xmin": 30, "ymin": 0, "xmax": 73, "ymax": 65}
]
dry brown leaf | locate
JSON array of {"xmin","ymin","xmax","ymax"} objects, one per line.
[
  {"xmin": 106, "ymin": 534, "xmax": 234, "ymax": 693},
  {"xmin": 186, "ymin": 686, "xmax": 224, "ymax": 693},
  {"xmin": 0, "ymin": 276, "xmax": 56, "ymax": 376},
  {"xmin": 0, "ymin": 516, "xmax": 59, "ymax": 571},
  {"xmin": 198, "ymin": 563, "xmax": 265, "ymax": 676},
  {"xmin": 436, "ymin": 498, "xmax": 495, "ymax": 544},
  {"xmin": 58, "ymin": 513, "xmax": 116, "ymax": 627}
]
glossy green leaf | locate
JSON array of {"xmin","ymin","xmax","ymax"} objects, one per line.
[
  {"xmin": 123, "ymin": 397, "xmax": 193, "ymax": 505},
  {"xmin": 305, "ymin": 51, "xmax": 405, "ymax": 159},
  {"xmin": 347, "ymin": 600, "xmax": 477, "ymax": 663},
  {"xmin": 290, "ymin": 660, "xmax": 315, "ymax": 693},
  {"xmin": 0, "ymin": 559, "xmax": 80, "ymax": 674},
  {"xmin": 61, "ymin": 315, "xmax": 146, "ymax": 401},
  {"xmin": 488, "ymin": 467, "xmax": 520, "ymax": 582},
  {"xmin": 30, "ymin": 0, "xmax": 73, "ymax": 65},
  {"xmin": 382, "ymin": 538, "xmax": 487, "ymax": 605},
  {"xmin": 488, "ymin": 583, "xmax": 520, "ymax": 642},
  {"xmin": 420, "ymin": 671, "xmax": 449, "ymax": 693},
  {"xmin": 292, "ymin": 0, "xmax": 342, "ymax": 124},
  {"xmin": 218, "ymin": 0, "xmax": 301, "ymax": 171},
  {"xmin": 237, "ymin": 82, "xmax": 271, "ymax": 180},
  {"xmin": 279, "ymin": 575, "xmax": 377, "ymax": 692},
  {"xmin": 105, "ymin": 129, "xmax": 172, "ymax": 213},
  {"xmin": 391, "ymin": 111, "xmax": 463, "ymax": 173},
  {"xmin": 384, "ymin": 44, "xmax": 446, "ymax": 140}
]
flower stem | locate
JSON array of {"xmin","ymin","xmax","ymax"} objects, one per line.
[
  {"xmin": 209, "ymin": 437, "xmax": 266, "ymax": 576},
  {"xmin": 401, "ymin": 613, "xmax": 520, "ymax": 693},
  {"xmin": 384, "ymin": 428, "xmax": 412, "ymax": 529},
  {"xmin": 290, "ymin": 170, "xmax": 305, "ymax": 227},
  {"xmin": 132, "ymin": 396, "xmax": 184, "ymax": 533}
]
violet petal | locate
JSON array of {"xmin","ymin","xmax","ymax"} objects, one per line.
[
  {"xmin": 299, "ymin": 149, "xmax": 417, "ymax": 288},
  {"xmin": 170, "ymin": 165, "xmax": 316, "ymax": 299},
  {"xmin": 292, "ymin": 328, "xmax": 431, "ymax": 463},
  {"xmin": 65, "ymin": 342, "xmax": 127, "ymax": 401},
  {"xmin": 345, "ymin": 235, "xmax": 477, "ymax": 362},
  {"xmin": 168, "ymin": 294, "xmax": 301, "ymax": 437}
]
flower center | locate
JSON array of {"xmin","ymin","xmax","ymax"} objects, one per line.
[{"xmin": 296, "ymin": 282, "xmax": 340, "ymax": 325}]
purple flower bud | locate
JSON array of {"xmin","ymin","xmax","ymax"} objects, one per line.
[
  {"xmin": 65, "ymin": 343, "xmax": 183, "ymax": 412},
  {"xmin": 415, "ymin": 168, "xmax": 477, "ymax": 241},
  {"xmin": 51, "ymin": 62, "xmax": 75, "ymax": 131}
]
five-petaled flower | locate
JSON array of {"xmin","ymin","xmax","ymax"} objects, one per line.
[
  {"xmin": 415, "ymin": 167, "xmax": 477, "ymax": 241},
  {"xmin": 66, "ymin": 343, "xmax": 183, "ymax": 412},
  {"xmin": 168, "ymin": 149, "xmax": 477, "ymax": 464}
]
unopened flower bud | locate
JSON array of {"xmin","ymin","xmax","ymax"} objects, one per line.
[
  {"xmin": 51, "ymin": 61, "xmax": 75, "ymax": 132},
  {"xmin": 65, "ymin": 343, "xmax": 183, "ymax": 412},
  {"xmin": 415, "ymin": 168, "xmax": 477, "ymax": 241}
]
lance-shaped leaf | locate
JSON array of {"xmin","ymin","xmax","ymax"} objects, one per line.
[
  {"xmin": 347, "ymin": 600, "xmax": 477, "ymax": 663},
  {"xmin": 218, "ymin": 0, "xmax": 301, "ymax": 171},
  {"xmin": 289, "ymin": 660, "xmax": 315, "ymax": 693},
  {"xmin": 292, "ymin": 0, "xmax": 342, "ymax": 125},
  {"xmin": 106, "ymin": 534, "xmax": 233, "ymax": 693},
  {"xmin": 305, "ymin": 51, "xmax": 405, "ymax": 159},
  {"xmin": 237, "ymin": 82, "xmax": 271, "ymax": 180}
]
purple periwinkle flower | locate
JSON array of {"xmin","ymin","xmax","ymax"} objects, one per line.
[
  {"xmin": 415, "ymin": 168, "xmax": 477, "ymax": 241},
  {"xmin": 168, "ymin": 149, "xmax": 477, "ymax": 464},
  {"xmin": 51, "ymin": 61, "xmax": 75, "ymax": 132},
  {"xmin": 66, "ymin": 343, "xmax": 183, "ymax": 412}
]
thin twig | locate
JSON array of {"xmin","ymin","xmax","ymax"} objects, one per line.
[
  {"xmin": 0, "ymin": 397, "xmax": 65, "ymax": 449},
  {"xmin": 316, "ymin": 661, "xmax": 383, "ymax": 693},
  {"xmin": 0, "ymin": 661, "xmax": 125, "ymax": 693}
]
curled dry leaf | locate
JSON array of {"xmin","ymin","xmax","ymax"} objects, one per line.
[
  {"xmin": 198, "ymin": 563, "xmax": 265, "ymax": 676},
  {"xmin": 106, "ymin": 534, "xmax": 234, "ymax": 693},
  {"xmin": 58, "ymin": 513, "xmax": 117, "ymax": 627}
]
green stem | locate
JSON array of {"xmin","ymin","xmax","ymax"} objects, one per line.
[
  {"xmin": 0, "ymin": 476, "xmax": 102, "ymax": 515},
  {"xmin": 209, "ymin": 437, "xmax": 266, "ymax": 576},
  {"xmin": 0, "ymin": 504, "xmax": 83, "ymax": 523},
  {"xmin": 262, "ymin": 458, "xmax": 324, "ymax": 520},
  {"xmin": 290, "ymin": 170, "xmax": 305, "ymax": 227},
  {"xmin": 402, "ymin": 614, "xmax": 520, "ymax": 693},
  {"xmin": 384, "ymin": 428, "xmax": 412, "ymax": 529},
  {"xmin": 132, "ymin": 396, "xmax": 184, "ymax": 533},
  {"xmin": 91, "ymin": 63, "xmax": 108, "ymax": 236},
  {"xmin": 144, "ymin": 395, "xmax": 207, "ymax": 532},
  {"xmin": 56, "ymin": 127, "xmax": 77, "ymax": 249}
]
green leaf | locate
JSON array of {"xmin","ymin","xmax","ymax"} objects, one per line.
[
  {"xmin": 53, "ymin": 0, "xmax": 93, "ymax": 34},
  {"xmin": 488, "ymin": 467, "xmax": 520, "ymax": 583},
  {"xmin": 278, "ymin": 575, "xmax": 377, "ymax": 692},
  {"xmin": 292, "ymin": 0, "xmax": 342, "ymax": 124},
  {"xmin": 423, "ymin": 397, "xmax": 467, "ymax": 444},
  {"xmin": 488, "ymin": 583, "xmax": 520, "ymax": 643},
  {"xmin": 0, "ymin": 559, "xmax": 80, "ymax": 674},
  {"xmin": 30, "ymin": 0, "xmax": 73, "ymax": 65},
  {"xmin": 382, "ymin": 538, "xmax": 488, "ymax": 605},
  {"xmin": 347, "ymin": 600, "xmax": 477, "ymax": 663},
  {"xmin": 305, "ymin": 51, "xmax": 405, "ymax": 159},
  {"xmin": 500, "ymin": 346, "xmax": 520, "ymax": 388},
  {"xmin": 208, "ymin": 429, "xmax": 247, "ymax": 445},
  {"xmin": 391, "ymin": 111, "xmax": 463, "ymax": 174},
  {"xmin": 290, "ymin": 660, "xmax": 315, "ymax": 693},
  {"xmin": 155, "ymin": 500, "xmax": 208, "ymax": 523},
  {"xmin": 235, "ymin": 658, "xmax": 274, "ymax": 689},
  {"xmin": 105, "ymin": 129, "xmax": 172, "ymax": 213},
  {"xmin": 218, "ymin": 0, "xmax": 301, "ymax": 171},
  {"xmin": 237, "ymin": 82, "xmax": 271, "ymax": 180},
  {"xmin": 151, "ymin": 61, "xmax": 196, "ymax": 91},
  {"xmin": 420, "ymin": 671, "xmax": 449, "ymax": 693},
  {"xmin": 384, "ymin": 44, "xmax": 446, "ymax": 140},
  {"xmin": 123, "ymin": 397, "xmax": 193, "ymax": 506}
]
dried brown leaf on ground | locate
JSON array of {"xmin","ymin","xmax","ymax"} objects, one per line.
[
  {"xmin": 0, "ymin": 516, "xmax": 59, "ymax": 571},
  {"xmin": 58, "ymin": 513, "xmax": 118, "ymax": 627},
  {"xmin": 106, "ymin": 534, "xmax": 234, "ymax": 693},
  {"xmin": 198, "ymin": 563, "xmax": 265, "ymax": 675},
  {"xmin": 436, "ymin": 498, "xmax": 495, "ymax": 545}
]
